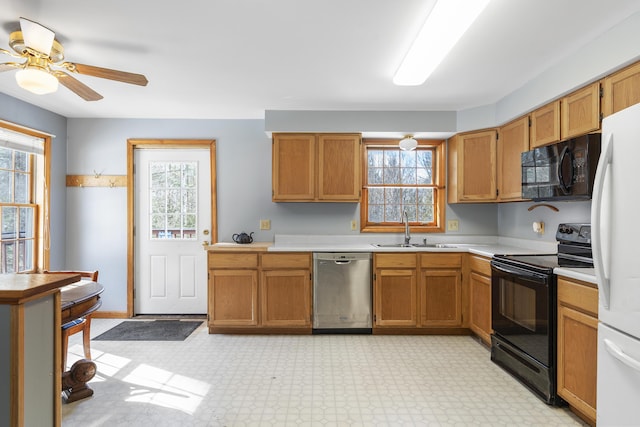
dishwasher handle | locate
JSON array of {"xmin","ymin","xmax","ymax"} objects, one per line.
[{"xmin": 334, "ymin": 259, "xmax": 352, "ymax": 265}]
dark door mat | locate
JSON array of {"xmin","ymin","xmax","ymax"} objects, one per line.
[{"xmin": 93, "ymin": 320, "xmax": 203, "ymax": 341}]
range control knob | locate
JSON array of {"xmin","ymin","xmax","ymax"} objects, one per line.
[{"xmin": 558, "ymin": 226, "xmax": 573, "ymax": 234}]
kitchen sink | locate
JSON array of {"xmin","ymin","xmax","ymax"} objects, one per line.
[{"xmin": 372, "ymin": 243, "xmax": 456, "ymax": 248}]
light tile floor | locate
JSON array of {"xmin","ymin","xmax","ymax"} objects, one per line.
[{"xmin": 62, "ymin": 319, "xmax": 587, "ymax": 426}]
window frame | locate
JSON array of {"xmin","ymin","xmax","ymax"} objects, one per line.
[
  {"xmin": 0, "ymin": 121, "xmax": 50, "ymax": 273},
  {"xmin": 360, "ymin": 138, "xmax": 446, "ymax": 233}
]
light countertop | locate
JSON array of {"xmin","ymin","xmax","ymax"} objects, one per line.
[
  {"xmin": 208, "ymin": 234, "xmax": 557, "ymax": 257},
  {"xmin": 554, "ymin": 267, "xmax": 596, "ymax": 284},
  {"xmin": 206, "ymin": 235, "xmax": 597, "ymax": 283}
]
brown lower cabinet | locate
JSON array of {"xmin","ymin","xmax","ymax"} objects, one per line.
[
  {"xmin": 373, "ymin": 252, "xmax": 466, "ymax": 333},
  {"xmin": 208, "ymin": 251, "xmax": 312, "ymax": 333},
  {"xmin": 468, "ymin": 255, "xmax": 492, "ymax": 345},
  {"xmin": 557, "ymin": 277, "xmax": 598, "ymax": 426}
]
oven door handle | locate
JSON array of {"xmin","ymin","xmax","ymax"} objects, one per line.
[
  {"xmin": 491, "ymin": 263, "xmax": 547, "ymax": 283},
  {"xmin": 591, "ymin": 132, "xmax": 613, "ymax": 309}
]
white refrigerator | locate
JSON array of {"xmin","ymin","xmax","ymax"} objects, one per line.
[{"xmin": 592, "ymin": 102, "xmax": 640, "ymax": 426}]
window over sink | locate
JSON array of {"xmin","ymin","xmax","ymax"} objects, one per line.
[{"xmin": 360, "ymin": 139, "xmax": 445, "ymax": 233}]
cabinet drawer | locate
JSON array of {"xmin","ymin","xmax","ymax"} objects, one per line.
[
  {"xmin": 557, "ymin": 277, "xmax": 598, "ymax": 317},
  {"xmin": 469, "ymin": 255, "xmax": 491, "ymax": 276},
  {"xmin": 420, "ymin": 253, "xmax": 462, "ymax": 268},
  {"xmin": 261, "ymin": 253, "xmax": 311, "ymax": 269},
  {"xmin": 209, "ymin": 252, "xmax": 258, "ymax": 269},
  {"xmin": 375, "ymin": 253, "xmax": 417, "ymax": 268}
]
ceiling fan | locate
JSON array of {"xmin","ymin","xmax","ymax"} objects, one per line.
[{"xmin": 0, "ymin": 17, "xmax": 148, "ymax": 101}]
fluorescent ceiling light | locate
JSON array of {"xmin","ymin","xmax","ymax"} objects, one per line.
[{"xmin": 393, "ymin": 0, "xmax": 491, "ymax": 86}]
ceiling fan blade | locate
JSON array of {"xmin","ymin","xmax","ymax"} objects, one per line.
[
  {"xmin": 54, "ymin": 71, "xmax": 103, "ymax": 101},
  {"xmin": 0, "ymin": 62, "xmax": 20, "ymax": 72},
  {"xmin": 70, "ymin": 63, "xmax": 148, "ymax": 86},
  {"xmin": 19, "ymin": 17, "xmax": 55, "ymax": 56}
]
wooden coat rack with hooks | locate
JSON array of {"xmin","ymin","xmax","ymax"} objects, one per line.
[{"xmin": 66, "ymin": 170, "xmax": 126, "ymax": 188}]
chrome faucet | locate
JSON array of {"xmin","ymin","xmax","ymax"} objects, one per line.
[{"xmin": 403, "ymin": 209, "xmax": 411, "ymax": 245}]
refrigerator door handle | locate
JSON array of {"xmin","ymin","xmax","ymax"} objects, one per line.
[
  {"xmin": 604, "ymin": 338, "xmax": 640, "ymax": 372},
  {"xmin": 592, "ymin": 133, "xmax": 613, "ymax": 309}
]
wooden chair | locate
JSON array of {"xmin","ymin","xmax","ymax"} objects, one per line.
[{"xmin": 44, "ymin": 270, "xmax": 99, "ymax": 370}]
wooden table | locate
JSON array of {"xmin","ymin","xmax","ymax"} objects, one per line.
[{"xmin": 61, "ymin": 281, "xmax": 104, "ymax": 325}]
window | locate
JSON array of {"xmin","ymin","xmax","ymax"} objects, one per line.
[
  {"xmin": 149, "ymin": 161, "xmax": 198, "ymax": 240},
  {"xmin": 361, "ymin": 139, "xmax": 445, "ymax": 233},
  {"xmin": 0, "ymin": 125, "xmax": 47, "ymax": 273}
]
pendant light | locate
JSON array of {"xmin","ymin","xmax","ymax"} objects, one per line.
[{"xmin": 399, "ymin": 135, "xmax": 418, "ymax": 151}]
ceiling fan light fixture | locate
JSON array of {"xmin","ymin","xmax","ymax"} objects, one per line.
[
  {"xmin": 393, "ymin": 0, "xmax": 491, "ymax": 86},
  {"xmin": 16, "ymin": 66, "xmax": 59, "ymax": 95},
  {"xmin": 399, "ymin": 135, "xmax": 418, "ymax": 151}
]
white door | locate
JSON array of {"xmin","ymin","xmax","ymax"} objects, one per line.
[{"xmin": 134, "ymin": 148, "xmax": 211, "ymax": 314}]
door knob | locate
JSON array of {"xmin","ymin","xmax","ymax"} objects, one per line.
[{"xmin": 203, "ymin": 229, "xmax": 210, "ymax": 235}]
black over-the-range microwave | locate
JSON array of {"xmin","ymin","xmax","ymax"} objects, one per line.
[{"xmin": 521, "ymin": 133, "xmax": 601, "ymax": 201}]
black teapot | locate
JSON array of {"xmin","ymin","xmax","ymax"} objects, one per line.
[{"xmin": 232, "ymin": 232, "xmax": 254, "ymax": 244}]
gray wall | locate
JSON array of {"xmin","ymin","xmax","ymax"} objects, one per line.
[
  {"xmin": 498, "ymin": 201, "xmax": 591, "ymax": 242},
  {"xmin": 0, "ymin": 93, "xmax": 68, "ymax": 269}
]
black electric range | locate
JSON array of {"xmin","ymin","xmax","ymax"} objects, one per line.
[
  {"xmin": 489, "ymin": 223, "xmax": 592, "ymax": 405},
  {"xmin": 494, "ymin": 223, "xmax": 593, "ymax": 273}
]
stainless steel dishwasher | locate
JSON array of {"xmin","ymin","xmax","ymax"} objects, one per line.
[{"xmin": 313, "ymin": 252, "xmax": 372, "ymax": 334}]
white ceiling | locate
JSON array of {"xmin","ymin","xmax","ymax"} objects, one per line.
[{"xmin": 1, "ymin": 0, "xmax": 640, "ymax": 120}]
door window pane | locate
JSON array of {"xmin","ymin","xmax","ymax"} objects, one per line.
[{"xmin": 149, "ymin": 161, "xmax": 198, "ymax": 240}]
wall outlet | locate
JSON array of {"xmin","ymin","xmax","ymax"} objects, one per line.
[
  {"xmin": 260, "ymin": 219, "xmax": 271, "ymax": 230},
  {"xmin": 533, "ymin": 221, "xmax": 544, "ymax": 234},
  {"xmin": 447, "ymin": 220, "xmax": 459, "ymax": 232},
  {"xmin": 350, "ymin": 220, "xmax": 357, "ymax": 231}
]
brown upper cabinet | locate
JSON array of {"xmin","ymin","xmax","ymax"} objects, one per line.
[
  {"xmin": 447, "ymin": 129, "xmax": 498, "ymax": 203},
  {"xmin": 531, "ymin": 82, "xmax": 601, "ymax": 149},
  {"xmin": 497, "ymin": 117, "xmax": 530, "ymax": 201},
  {"xmin": 603, "ymin": 61, "xmax": 640, "ymax": 117},
  {"xmin": 561, "ymin": 82, "xmax": 601, "ymax": 140},
  {"xmin": 530, "ymin": 100, "xmax": 561, "ymax": 148},
  {"xmin": 272, "ymin": 133, "xmax": 361, "ymax": 202}
]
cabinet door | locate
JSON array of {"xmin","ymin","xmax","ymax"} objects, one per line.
[
  {"xmin": 261, "ymin": 269, "xmax": 311, "ymax": 327},
  {"xmin": 374, "ymin": 269, "xmax": 417, "ymax": 326},
  {"xmin": 272, "ymin": 134, "xmax": 315, "ymax": 201},
  {"xmin": 603, "ymin": 61, "xmax": 640, "ymax": 117},
  {"xmin": 317, "ymin": 134, "xmax": 361, "ymax": 201},
  {"xmin": 557, "ymin": 304, "xmax": 598, "ymax": 422},
  {"xmin": 498, "ymin": 117, "xmax": 529, "ymax": 201},
  {"xmin": 530, "ymin": 101, "xmax": 561, "ymax": 148},
  {"xmin": 457, "ymin": 130, "xmax": 498, "ymax": 201},
  {"xmin": 561, "ymin": 83, "xmax": 601, "ymax": 139},
  {"xmin": 209, "ymin": 269, "xmax": 258, "ymax": 326},
  {"xmin": 469, "ymin": 271, "xmax": 492, "ymax": 345},
  {"xmin": 420, "ymin": 269, "xmax": 462, "ymax": 327}
]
